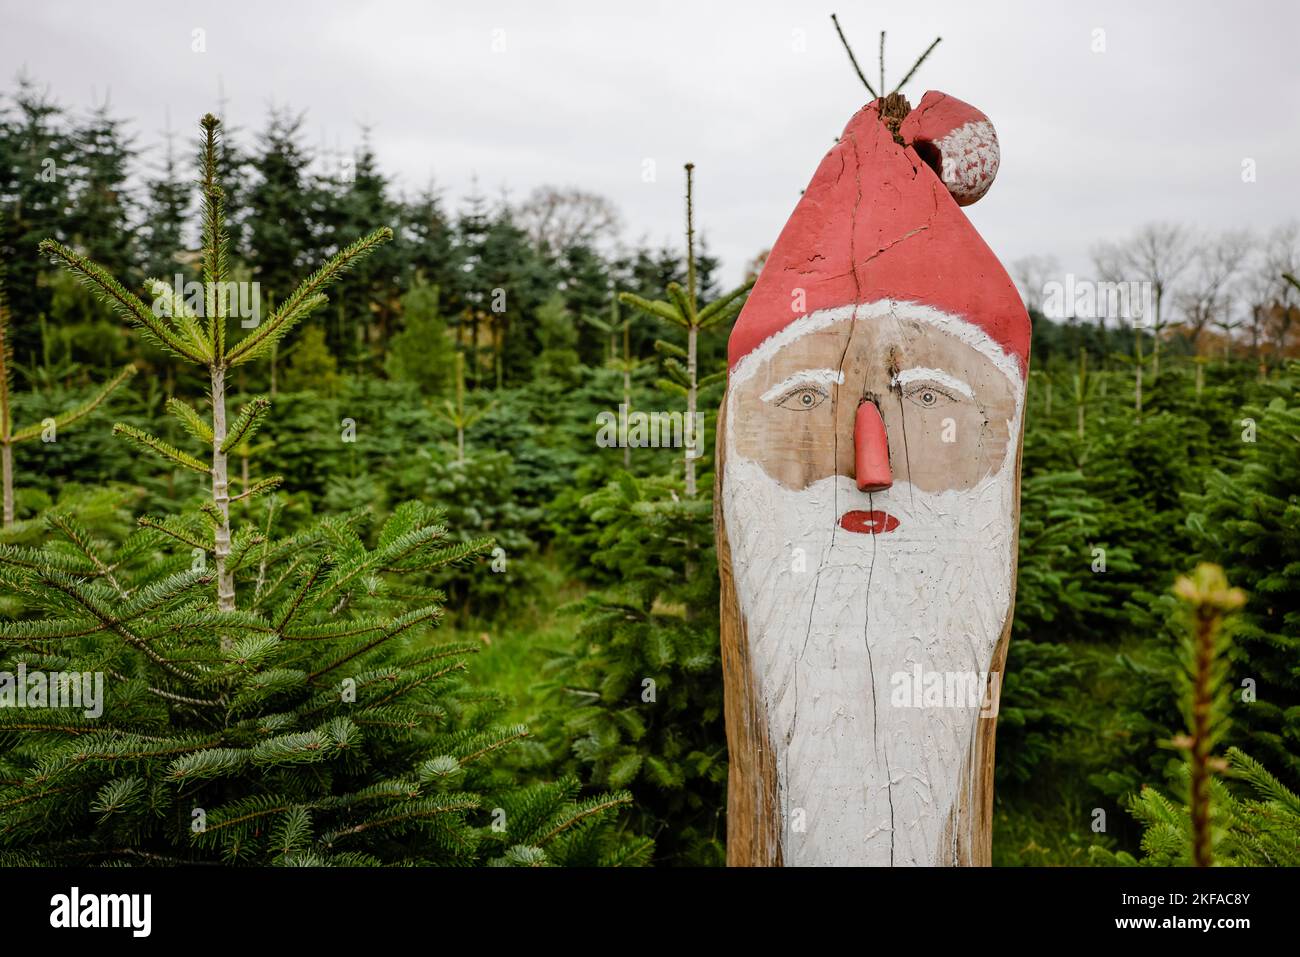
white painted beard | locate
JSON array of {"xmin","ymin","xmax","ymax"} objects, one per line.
[{"xmin": 722, "ymin": 454, "xmax": 1017, "ymax": 866}]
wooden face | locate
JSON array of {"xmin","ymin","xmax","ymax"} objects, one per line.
[
  {"xmin": 719, "ymin": 304, "xmax": 1027, "ymax": 866},
  {"xmin": 728, "ymin": 311, "xmax": 1019, "ymax": 496}
]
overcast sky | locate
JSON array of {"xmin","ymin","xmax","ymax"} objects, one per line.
[{"xmin": 2, "ymin": 0, "xmax": 1298, "ymax": 285}]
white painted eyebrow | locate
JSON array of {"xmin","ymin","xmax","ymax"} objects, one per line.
[
  {"xmin": 760, "ymin": 368, "xmax": 844, "ymax": 403},
  {"xmin": 892, "ymin": 367, "xmax": 974, "ymax": 399}
]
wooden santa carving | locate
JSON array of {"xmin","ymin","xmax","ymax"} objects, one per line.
[{"xmin": 715, "ymin": 90, "xmax": 1031, "ymax": 866}]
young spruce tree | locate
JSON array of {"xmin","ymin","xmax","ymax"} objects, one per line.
[
  {"xmin": 1091, "ymin": 565, "xmax": 1300, "ymax": 866},
  {"xmin": 545, "ymin": 166, "xmax": 749, "ymax": 865},
  {"xmin": 0, "ymin": 115, "xmax": 639, "ymax": 866},
  {"xmin": 0, "ymin": 269, "xmax": 135, "ymax": 529}
]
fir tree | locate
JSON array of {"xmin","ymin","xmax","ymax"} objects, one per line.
[
  {"xmin": 449, "ymin": 189, "xmax": 494, "ymax": 387},
  {"xmin": 545, "ymin": 470, "xmax": 726, "ymax": 866},
  {"xmin": 384, "ymin": 279, "xmax": 454, "ymax": 396},
  {"xmin": 138, "ymin": 127, "xmax": 191, "ymax": 280},
  {"xmin": 281, "ymin": 325, "xmax": 340, "ymax": 396},
  {"xmin": 448, "ymin": 191, "xmax": 550, "ymax": 389},
  {"xmin": 2, "ymin": 114, "xmax": 636, "ymax": 865},
  {"xmin": 617, "ymin": 164, "xmax": 750, "ymax": 499},
  {"xmin": 1091, "ymin": 565, "xmax": 1300, "ymax": 867},
  {"xmin": 541, "ymin": 166, "xmax": 748, "ymax": 865},
  {"xmin": 583, "ymin": 295, "xmax": 642, "ymax": 468},
  {"xmin": 533, "ymin": 293, "xmax": 582, "ymax": 386},
  {"xmin": 581, "ymin": 293, "xmax": 622, "ymax": 366},
  {"xmin": 1184, "ymin": 362, "xmax": 1300, "ymax": 788},
  {"xmin": 245, "ymin": 106, "xmax": 317, "ymax": 389},
  {"xmin": 436, "ymin": 352, "xmax": 492, "ymax": 465},
  {"xmin": 0, "ymin": 78, "xmax": 79, "ymax": 358},
  {"xmin": 1169, "ymin": 564, "xmax": 1244, "ymax": 866},
  {"xmin": 399, "ymin": 187, "xmax": 456, "ymax": 308},
  {"xmin": 0, "ymin": 270, "xmax": 135, "ymax": 527},
  {"xmin": 555, "ymin": 242, "xmax": 614, "ymax": 365},
  {"xmin": 66, "ymin": 101, "xmax": 138, "ymax": 285},
  {"xmin": 246, "ymin": 110, "xmax": 316, "ymax": 302},
  {"xmin": 317, "ymin": 138, "xmax": 402, "ymax": 370},
  {"xmin": 1101, "ymin": 749, "xmax": 1300, "ymax": 866}
]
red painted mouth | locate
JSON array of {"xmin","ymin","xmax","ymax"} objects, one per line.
[{"xmin": 839, "ymin": 510, "xmax": 900, "ymax": 535}]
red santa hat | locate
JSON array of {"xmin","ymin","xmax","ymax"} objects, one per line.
[{"xmin": 728, "ymin": 92, "xmax": 1030, "ymax": 378}]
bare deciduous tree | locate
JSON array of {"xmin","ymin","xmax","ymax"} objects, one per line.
[
  {"xmin": 1010, "ymin": 254, "xmax": 1060, "ymax": 316},
  {"xmin": 1262, "ymin": 222, "xmax": 1300, "ymax": 357},
  {"xmin": 1241, "ymin": 268, "xmax": 1275, "ymax": 361},
  {"xmin": 1238, "ymin": 222, "xmax": 1300, "ymax": 369},
  {"xmin": 515, "ymin": 185, "xmax": 622, "ymax": 252},
  {"xmin": 1092, "ymin": 222, "xmax": 1195, "ymax": 413},
  {"xmin": 1178, "ymin": 230, "xmax": 1251, "ymax": 355}
]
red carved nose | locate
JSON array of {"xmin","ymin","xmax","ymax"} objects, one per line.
[{"xmin": 855, "ymin": 400, "xmax": 892, "ymax": 492}]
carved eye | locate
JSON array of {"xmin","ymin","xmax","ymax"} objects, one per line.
[
  {"xmin": 904, "ymin": 383, "xmax": 957, "ymax": 410},
  {"xmin": 776, "ymin": 386, "xmax": 828, "ymax": 411}
]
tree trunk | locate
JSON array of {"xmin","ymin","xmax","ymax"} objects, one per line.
[
  {"xmin": 470, "ymin": 312, "xmax": 480, "ymax": 388},
  {"xmin": 1151, "ymin": 288, "xmax": 1162, "ymax": 384},
  {"xmin": 454, "ymin": 351, "xmax": 466, "ymax": 465},
  {"xmin": 714, "ymin": 90, "xmax": 1026, "ymax": 867},
  {"xmin": 1189, "ymin": 611, "xmax": 1214, "ymax": 867},
  {"xmin": 1, "ymin": 441, "xmax": 12, "ymax": 529},
  {"xmin": 622, "ymin": 322, "xmax": 631, "ymax": 470},
  {"xmin": 351, "ymin": 300, "xmax": 362, "ymax": 375},
  {"xmin": 1076, "ymin": 350, "xmax": 1086, "ymax": 440},
  {"xmin": 1134, "ymin": 327, "xmax": 1143, "ymax": 419},
  {"xmin": 685, "ymin": 325, "xmax": 697, "ymax": 498},
  {"xmin": 210, "ymin": 366, "xmax": 236, "ymax": 613},
  {"xmin": 268, "ymin": 294, "xmax": 278, "ymax": 397},
  {"xmin": 1, "ymin": 304, "xmax": 12, "ymax": 528},
  {"xmin": 684, "ymin": 161, "xmax": 698, "ymax": 499},
  {"xmin": 495, "ymin": 318, "xmax": 504, "ymax": 391}
]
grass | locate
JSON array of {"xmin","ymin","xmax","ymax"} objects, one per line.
[{"xmin": 440, "ymin": 551, "xmax": 590, "ymax": 730}]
